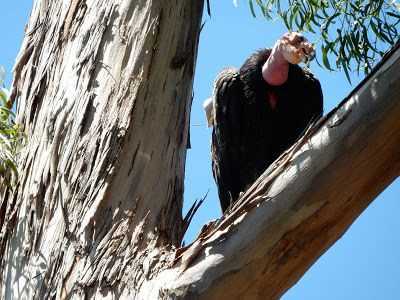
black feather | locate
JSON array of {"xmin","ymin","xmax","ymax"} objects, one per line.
[{"xmin": 211, "ymin": 49, "xmax": 323, "ymax": 213}]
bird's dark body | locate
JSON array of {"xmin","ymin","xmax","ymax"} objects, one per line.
[{"xmin": 211, "ymin": 49, "xmax": 323, "ymax": 212}]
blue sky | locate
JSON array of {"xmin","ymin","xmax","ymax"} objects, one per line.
[{"xmin": 1, "ymin": 1, "xmax": 399, "ymax": 299}]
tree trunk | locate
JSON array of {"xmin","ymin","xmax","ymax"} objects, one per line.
[
  {"xmin": 1, "ymin": 0, "xmax": 399, "ymax": 299},
  {"xmin": 0, "ymin": 1, "xmax": 204, "ymax": 299}
]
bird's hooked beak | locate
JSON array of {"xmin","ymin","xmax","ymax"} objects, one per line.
[{"xmin": 301, "ymin": 44, "xmax": 316, "ymax": 64}]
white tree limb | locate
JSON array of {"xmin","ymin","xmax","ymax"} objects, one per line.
[{"xmin": 155, "ymin": 42, "xmax": 400, "ymax": 300}]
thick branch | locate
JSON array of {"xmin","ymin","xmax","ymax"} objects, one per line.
[{"xmin": 154, "ymin": 43, "xmax": 400, "ymax": 299}]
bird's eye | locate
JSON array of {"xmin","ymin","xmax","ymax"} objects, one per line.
[{"xmin": 297, "ymin": 35, "xmax": 305, "ymax": 43}]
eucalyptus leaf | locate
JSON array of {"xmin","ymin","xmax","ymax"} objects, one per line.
[
  {"xmin": 0, "ymin": 66, "xmax": 5, "ymax": 86},
  {"xmin": 247, "ymin": 0, "xmax": 400, "ymax": 80},
  {"xmin": 0, "ymin": 67, "xmax": 26, "ymax": 187},
  {"xmin": 321, "ymin": 44, "xmax": 333, "ymax": 71},
  {"xmin": 249, "ymin": 0, "xmax": 257, "ymax": 17}
]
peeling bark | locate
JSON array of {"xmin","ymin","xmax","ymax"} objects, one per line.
[{"xmin": 0, "ymin": 1, "xmax": 203, "ymax": 299}]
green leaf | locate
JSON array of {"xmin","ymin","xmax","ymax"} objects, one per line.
[
  {"xmin": 255, "ymin": 0, "xmax": 264, "ymax": 9},
  {"xmin": 0, "ymin": 66, "xmax": 5, "ymax": 86},
  {"xmin": 4, "ymin": 158, "xmax": 18, "ymax": 177},
  {"xmin": 306, "ymin": 22, "xmax": 316, "ymax": 33},
  {"xmin": 289, "ymin": 6, "xmax": 299, "ymax": 29},
  {"xmin": 0, "ymin": 66, "xmax": 25, "ymax": 186},
  {"xmin": 387, "ymin": 12, "xmax": 400, "ymax": 20},
  {"xmin": 370, "ymin": 20, "xmax": 380, "ymax": 38},
  {"xmin": 349, "ymin": 32, "xmax": 360, "ymax": 55},
  {"xmin": 325, "ymin": 12, "xmax": 340, "ymax": 28},
  {"xmin": 0, "ymin": 89, "xmax": 8, "ymax": 106},
  {"xmin": 321, "ymin": 44, "xmax": 333, "ymax": 71},
  {"xmin": 248, "ymin": 0, "xmax": 400, "ymax": 80},
  {"xmin": 281, "ymin": 10, "xmax": 290, "ymax": 29},
  {"xmin": 342, "ymin": 60, "xmax": 351, "ymax": 84},
  {"xmin": 249, "ymin": 0, "xmax": 257, "ymax": 17},
  {"xmin": 377, "ymin": 20, "xmax": 393, "ymax": 43}
]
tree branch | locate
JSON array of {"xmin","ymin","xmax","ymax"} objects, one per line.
[{"xmin": 151, "ymin": 42, "xmax": 400, "ymax": 300}]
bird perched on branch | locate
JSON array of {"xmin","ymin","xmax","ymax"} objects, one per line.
[{"xmin": 204, "ymin": 32, "xmax": 323, "ymax": 213}]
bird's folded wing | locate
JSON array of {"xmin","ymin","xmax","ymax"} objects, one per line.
[{"xmin": 211, "ymin": 67, "xmax": 244, "ymax": 211}]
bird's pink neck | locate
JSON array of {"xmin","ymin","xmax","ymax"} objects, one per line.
[{"xmin": 262, "ymin": 45, "xmax": 289, "ymax": 86}]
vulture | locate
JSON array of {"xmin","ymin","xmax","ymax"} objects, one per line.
[{"xmin": 204, "ymin": 32, "xmax": 323, "ymax": 213}]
